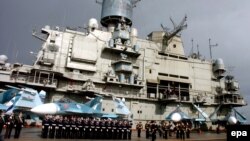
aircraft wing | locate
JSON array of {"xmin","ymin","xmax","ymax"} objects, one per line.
[
  {"xmin": 102, "ymin": 113, "xmax": 119, "ymax": 118},
  {"xmin": 14, "ymin": 90, "xmax": 43, "ymax": 109},
  {"xmin": 64, "ymin": 103, "xmax": 94, "ymax": 114},
  {"xmin": 0, "ymin": 104, "xmax": 8, "ymax": 110}
]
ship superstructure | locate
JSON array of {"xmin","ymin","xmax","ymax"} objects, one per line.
[{"xmin": 0, "ymin": 0, "xmax": 247, "ymax": 128}]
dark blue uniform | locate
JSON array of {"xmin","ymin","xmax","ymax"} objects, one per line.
[
  {"xmin": 4, "ymin": 115, "xmax": 14, "ymax": 139},
  {"xmin": 42, "ymin": 117, "xmax": 49, "ymax": 138},
  {"xmin": 56, "ymin": 118, "xmax": 63, "ymax": 138},
  {"xmin": 49, "ymin": 118, "xmax": 56, "ymax": 138},
  {"xmin": 14, "ymin": 114, "xmax": 24, "ymax": 138}
]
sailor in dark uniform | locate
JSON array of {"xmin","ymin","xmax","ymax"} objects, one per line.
[
  {"xmin": 49, "ymin": 116, "xmax": 56, "ymax": 138},
  {"xmin": 158, "ymin": 122, "xmax": 162, "ymax": 138},
  {"xmin": 151, "ymin": 121, "xmax": 158, "ymax": 141},
  {"xmin": 85, "ymin": 118, "xmax": 90, "ymax": 139},
  {"xmin": 83, "ymin": 118, "xmax": 89, "ymax": 139},
  {"xmin": 176, "ymin": 123, "xmax": 180, "ymax": 139},
  {"xmin": 110, "ymin": 120, "xmax": 115, "ymax": 139},
  {"xmin": 102, "ymin": 119, "xmax": 107, "ymax": 139},
  {"xmin": 61, "ymin": 116, "xmax": 66, "ymax": 138},
  {"xmin": 76, "ymin": 117, "xmax": 82, "ymax": 139},
  {"xmin": 56, "ymin": 116, "xmax": 63, "ymax": 139},
  {"xmin": 163, "ymin": 122, "xmax": 168, "ymax": 139},
  {"xmin": 106, "ymin": 119, "xmax": 112, "ymax": 139},
  {"xmin": 14, "ymin": 112, "xmax": 24, "ymax": 138},
  {"xmin": 0, "ymin": 111, "xmax": 5, "ymax": 135},
  {"xmin": 186, "ymin": 122, "xmax": 191, "ymax": 139},
  {"xmin": 41, "ymin": 115, "xmax": 50, "ymax": 138},
  {"xmin": 115, "ymin": 120, "xmax": 120, "ymax": 139},
  {"xmin": 4, "ymin": 113, "xmax": 15, "ymax": 139},
  {"xmin": 94, "ymin": 118, "xmax": 100, "ymax": 139},
  {"xmin": 180, "ymin": 122, "xmax": 185, "ymax": 140},
  {"xmin": 145, "ymin": 121, "xmax": 150, "ymax": 139},
  {"xmin": 70, "ymin": 117, "xmax": 77, "ymax": 139},
  {"xmin": 64, "ymin": 117, "xmax": 71, "ymax": 139},
  {"xmin": 122, "ymin": 121, "xmax": 128, "ymax": 139},
  {"xmin": 89, "ymin": 118, "xmax": 94, "ymax": 139},
  {"xmin": 100, "ymin": 119, "xmax": 105, "ymax": 139},
  {"xmin": 119, "ymin": 120, "xmax": 124, "ymax": 139},
  {"xmin": 136, "ymin": 122, "xmax": 143, "ymax": 137},
  {"xmin": 127, "ymin": 121, "xmax": 132, "ymax": 140}
]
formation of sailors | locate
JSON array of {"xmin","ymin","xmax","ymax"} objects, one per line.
[
  {"xmin": 144, "ymin": 120, "xmax": 191, "ymax": 141},
  {"xmin": 0, "ymin": 111, "xmax": 25, "ymax": 139},
  {"xmin": 41, "ymin": 115, "xmax": 133, "ymax": 140}
]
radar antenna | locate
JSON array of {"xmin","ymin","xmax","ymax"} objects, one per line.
[
  {"xmin": 161, "ymin": 15, "xmax": 187, "ymax": 52},
  {"xmin": 161, "ymin": 15, "xmax": 187, "ymax": 42},
  {"xmin": 209, "ymin": 38, "xmax": 218, "ymax": 60}
]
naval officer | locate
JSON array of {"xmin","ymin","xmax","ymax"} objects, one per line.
[
  {"xmin": 14, "ymin": 112, "xmax": 24, "ymax": 138},
  {"xmin": 136, "ymin": 122, "xmax": 143, "ymax": 137}
]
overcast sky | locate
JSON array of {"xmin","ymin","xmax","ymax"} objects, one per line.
[{"xmin": 1, "ymin": 0, "xmax": 249, "ymax": 120}]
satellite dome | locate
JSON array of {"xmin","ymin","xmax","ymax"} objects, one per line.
[
  {"xmin": 88, "ymin": 18, "xmax": 99, "ymax": 30},
  {"xmin": 0, "ymin": 55, "xmax": 8, "ymax": 65},
  {"xmin": 4, "ymin": 63, "xmax": 11, "ymax": 68},
  {"xmin": 171, "ymin": 112, "xmax": 182, "ymax": 122},
  {"xmin": 215, "ymin": 58, "xmax": 224, "ymax": 65}
]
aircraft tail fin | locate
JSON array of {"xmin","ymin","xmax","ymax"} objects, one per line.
[
  {"xmin": 85, "ymin": 96, "xmax": 103, "ymax": 112},
  {"xmin": 38, "ymin": 90, "xmax": 46, "ymax": 103},
  {"xmin": 113, "ymin": 97, "xmax": 131, "ymax": 115},
  {"xmin": 1, "ymin": 89, "xmax": 19, "ymax": 103},
  {"xmin": 233, "ymin": 108, "xmax": 247, "ymax": 123}
]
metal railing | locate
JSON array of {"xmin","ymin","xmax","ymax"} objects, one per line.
[
  {"xmin": 103, "ymin": 88, "xmax": 139, "ymax": 95},
  {"xmin": 11, "ymin": 74, "xmax": 58, "ymax": 87}
]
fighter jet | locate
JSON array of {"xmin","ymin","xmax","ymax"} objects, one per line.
[
  {"xmin": 31, "ymin": 95, "xmax": 103, "ymax": 115},
  {"xmin": 210, "ymin": 105, "xmax": 246, "ymax": 125},
  {"xmin": 165, "ymin": 105, "xmax": 191, "ymax": 122},
  {"xmin": 0, "ymin": 85, "xmax": 46, "ymax": 114},
  {"xmin": 31, "ymin": 95, "xmax": 132, "ymax": 118}
]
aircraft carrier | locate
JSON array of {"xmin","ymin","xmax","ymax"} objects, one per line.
[{"xmin": 0, "ymin": 0, "xmax": 247, "ymax": 128}]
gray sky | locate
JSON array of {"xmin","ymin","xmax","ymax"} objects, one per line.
[{"xmin": 1, "ymin": 0, "xmax": 250, "ymax": 119}]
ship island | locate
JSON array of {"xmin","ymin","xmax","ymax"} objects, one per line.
[{"xmin": 0, "ymin": 0, "xmax": 247, "ymax": 130}]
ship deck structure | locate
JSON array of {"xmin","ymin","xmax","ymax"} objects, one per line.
[{"xmin": 0, "ymin": 0, "xmax": 247, "ymax": 128}]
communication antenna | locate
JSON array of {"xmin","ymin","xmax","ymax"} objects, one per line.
[
  {"xmin": 191, "ymin": 39, "xmax": 194, "ymax": 54},
  {"xmin": 209, "ymin": 38, "xmax": 218, "ymax": 60},
  {"xmin": 197, "ymin": 44, "xmax": 200, "ymax": 59},
  {"xmin": 189, "ymin": 38, "xmax": 194, "ymax": 56}
]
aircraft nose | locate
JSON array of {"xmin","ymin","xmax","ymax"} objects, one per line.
[
  {"xmin": 171, "ymin": 112, "xmax": 182, "ymax": 122},
  {"xmin": 228, "ymin": 116, "xmax": 238, "ymax": 124},
  {"xmin": 31, "ymin": 103, "xmax": 58, "ymax": 114}
]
